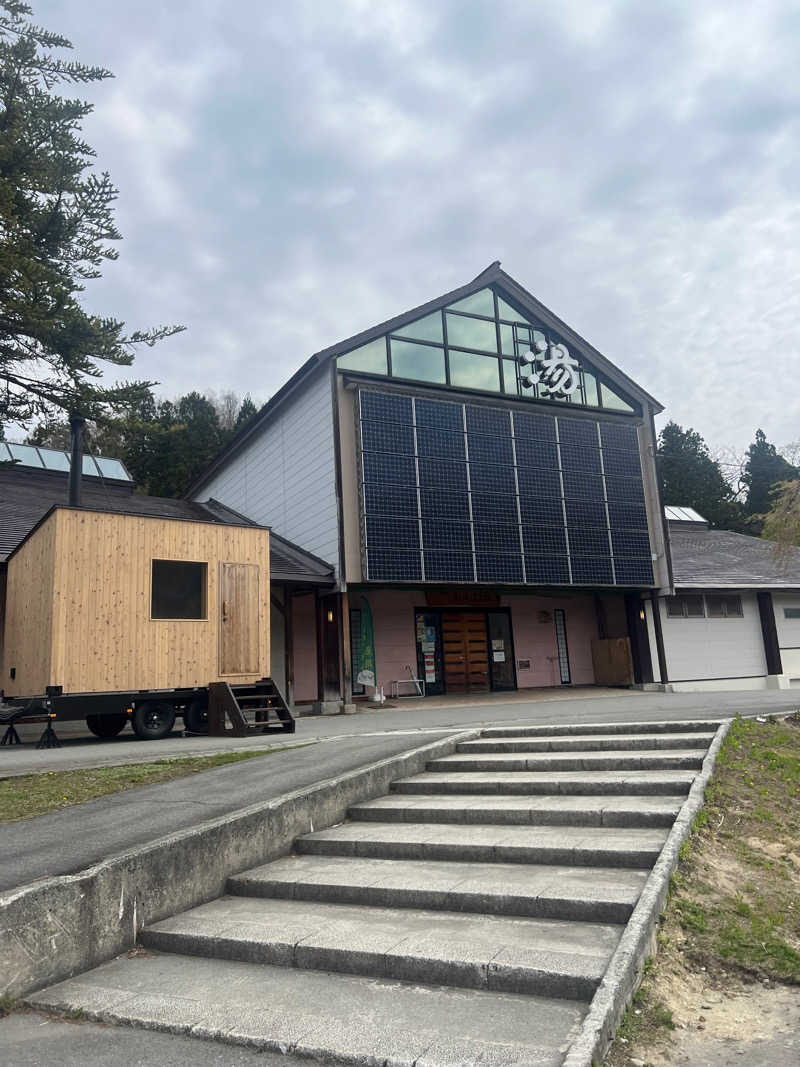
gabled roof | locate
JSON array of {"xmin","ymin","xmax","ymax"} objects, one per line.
[
  {"xmin": 189, "ymin": 262, "xmax": 661, "ymax": 494},
  {"xmin": 0, "ymin": 467, "xmax": 335, "ymax": 586},
  {"xmin": 670, "ymin": 525, "xmax": 800, "ymax": 589}
]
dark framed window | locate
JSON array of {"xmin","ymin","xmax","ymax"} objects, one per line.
[
  {"xmin": 706, "ymin": 595, "xmax": 743, "ymax": 618},
  {"xmin": 783, "ymin": 606, "xmax": 800, "ymax": 619},
  {"xmin": 151, "ymin": 560, "xmax": 207, "ymax": 620},
  {"xmin": 666, "ymin": 595, "xmax": 704, "ymax": 618}
]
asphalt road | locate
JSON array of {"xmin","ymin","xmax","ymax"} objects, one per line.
[{"xmin": 3, "ymin": 686, "xmax": 799, "ymax": 778}]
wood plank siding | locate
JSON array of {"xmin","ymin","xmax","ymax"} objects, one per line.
[{"xmin": 1, "ymin": 509, "xmax": 270, "ymax": 696}]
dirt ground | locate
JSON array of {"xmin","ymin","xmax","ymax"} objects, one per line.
[{"xmin": 605, "ymin": 716, "xmax": 800, "ymax": 1067}]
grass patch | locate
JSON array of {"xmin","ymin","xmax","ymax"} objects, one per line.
[
  {"xmin": 0, "ymin": 743, "xmax": 314, "ymax": 823},
  {"xmin": 605, "ymin": 715, "xmax": 800, "ymax": 1065}
]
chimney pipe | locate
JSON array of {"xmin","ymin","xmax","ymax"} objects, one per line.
[{"xmin": 68, "ymin": 413, "xmax": 85, "ymax": 507}]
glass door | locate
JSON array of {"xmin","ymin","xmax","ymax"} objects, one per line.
[
  {"xmin": 487, "ymin": 611, "xmax": 516, "ymax": 690},
  {"xmin": 415, "ymin": 612, "xmax": 444, "ymax": 696}
]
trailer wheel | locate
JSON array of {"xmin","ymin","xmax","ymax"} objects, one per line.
[
  {"xmin": 184, "ymin": 697, "xmax": 209, "ymax": 735},
  {"xmin": 132, "ymin": 701, "xmax": 176, "ymax": 740},
  {"xmin": 86, "ymin": 714, "xmax": 128, "ymax": 739}
]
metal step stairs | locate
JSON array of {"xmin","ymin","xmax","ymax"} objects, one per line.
[
  {"xmin": 28, "ymin": 718, "xmax": 720, "ymax": 1066},
  {"xmin": 207, "ymin": 678, "xmax": 295, "ymax": 736}
]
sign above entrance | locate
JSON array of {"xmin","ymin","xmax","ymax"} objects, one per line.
[{"xmin": 426, "ymin": 589, "xmax": 500, "ymax": 607}]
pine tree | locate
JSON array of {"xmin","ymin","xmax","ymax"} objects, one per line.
[
  {"xmin": 234, "ymin": 394, "xmax": 257, "ymax": 430},
  {"xmin": 0, "ymin": 2, "xmax": 182, "ymax": 426},
  {"xmin": 657, "ymin": 422, "xmax": 741, "ymax": 529},
  {"xmin": 742, "ymin": 429, "xmax": 799, "ymax": 522}
]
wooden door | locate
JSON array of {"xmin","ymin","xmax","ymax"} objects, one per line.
[
  {"xmin": 220, "ymin": 563, "xmax": 260, "ymax": 675},
  {"xmin": 441, "ymin": 613, "xmax": 489, "ymax": 693}
]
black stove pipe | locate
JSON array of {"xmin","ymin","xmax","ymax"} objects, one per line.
[{"xmin": 68, "ymin": 413, "xmax": 86, "ymax": 507}]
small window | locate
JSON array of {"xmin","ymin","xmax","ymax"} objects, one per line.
[
  {"xmin": 706, "ymin": 595, "xmax": 743, "ymax": 618},
  {"xmin": 151, "ymin": 560, "xmax": 207, "ymax": 620},
  {"xmin": 783, "ymin": 607, "xmax": 800, "ymax": 619},
  {"xmin": 666, "ymin": 595, "xmax": 705, "ymax": 618}
]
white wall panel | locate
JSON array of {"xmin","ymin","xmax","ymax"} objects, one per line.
[
  {"xmin": 660, "ymin": 593, "xmax": 767, "ymax": 682},
  {"xmin": 773, "ymin": 593, "xmax": 800, "ymax": 650},
  {"xmin": 197, "ymin": 369, "xmax": 340, "ymax": 573}
]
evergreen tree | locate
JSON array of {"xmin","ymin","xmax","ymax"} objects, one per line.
[
  {"xmin": 742, "ymin": 429, "xmax": 799, "ymax": 522},
  {"xmin": 657, "ymin": 421, "xmax": 741, "ymax": 529},
  {"xmin": 234, "ymin": 394, "xmax": 257, "ymax": 430},
  {"xmin": 761, "ymin": 479, "xmax": 800, "ymax": 561},
  {"xmin": 0, "ymin": 2, "xmax": 182, "ymax": 426}
]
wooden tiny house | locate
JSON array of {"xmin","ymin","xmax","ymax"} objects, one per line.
[{"xmin": 2, "ymin": 506, "xmax": 271, "ymax": 698}]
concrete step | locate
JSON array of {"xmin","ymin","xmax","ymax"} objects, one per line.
[
  {"xmin": 140, "ymin": 894, "xmax": 622, "ymax": 1001},
  {"xmin": 26, "ymin": 950, "xmax": 588, "ymax": 1067},
  {"xmin": 480, "ymin": 719, "xmax": 721, "ymax": 738},
  {"xmin": 427, "ymin": 749, "xmax": 706, "ymax": 772},
  {"xmin": 391, "ymin": 769, "xmax": 697, "ymax": 796},
  {"xmin": 229, "ymin": 854, "xmax": 648, "ymax": 923},
  {"xmin": 458, "ymin": 731, "xmax": 716, "ymax": 754},
  {"xmin": 349, "ymin": 793, "xmax": 683, "ymax": 828},
  {"xmin": 294, "ymin": 821, "xmax": 668, "ymax": 868}
]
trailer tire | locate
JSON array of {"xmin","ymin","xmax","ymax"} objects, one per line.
[
  {"xmin": 86, "ymin": 713, "xmax": 128, "ymax": 739},
  {"xmin": 133, "ymin": 701, "xmax": 176, "ymax": 740},
  {"xmin": 184, "ymin": 697, "xmax": 209, "ymax": 735}
]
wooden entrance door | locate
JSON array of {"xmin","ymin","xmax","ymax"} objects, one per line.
[
  {"xmin": 441, "ymin": 613, "xmax": 489, "ymax": 693},
  {"xmin": 220, "ymin": 563, "xmax": 260, "ymax": 675}
]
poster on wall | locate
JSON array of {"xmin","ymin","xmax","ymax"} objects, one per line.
[{"xmin": 356, "ymin": 596, "xmax": 377, "ymax": 687}]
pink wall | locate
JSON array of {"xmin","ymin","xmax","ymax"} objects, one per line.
[
  {"xmin": 357, "ymin": 588, "xmax": 420, "ymax": 691},
  {"xmin": 503, "ymin": 594, "xmax": 597, "ymax": 687},
  {"xmin": 291, "ymin": 593, "xmax": 318, "ymax": 703},
  {"xmin": 359, "ymin": 588, "xmax": 599, "ymax": 693}
]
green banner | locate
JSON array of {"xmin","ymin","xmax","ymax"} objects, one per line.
[{"xmin": 356, "ymin": 596, "xmax": 376, "ymax": 688}]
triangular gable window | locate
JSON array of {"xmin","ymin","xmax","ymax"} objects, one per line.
[{"xmin": 337, "ymin": 285, "xmax": 636, "ymax": 414}]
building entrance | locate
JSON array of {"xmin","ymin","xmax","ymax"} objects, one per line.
[
  {"xmin": 442, "ymin": 612, "xmax": 490, "ymax": 693},
  {"xmin": 414, "ymin": 607, "xmax": 517, "ymax": 696}
]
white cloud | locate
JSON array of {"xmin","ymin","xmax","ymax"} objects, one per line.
[{"xmin": 30, "ymin": 0, "xmax": 800, "ymax": 454}]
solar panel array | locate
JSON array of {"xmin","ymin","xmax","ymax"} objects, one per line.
[{"xmin": 358, "ymin": 389, "xmax": 655, "ymax": 586}]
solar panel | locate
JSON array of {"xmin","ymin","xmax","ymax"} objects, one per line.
[
  {"xmin": 571, "ymin": 556, "xmax": 614, "ymax": 584},
  {"xmin": 600, "ymin": 423, "xmax": 639, "ymax": 452},
  {"xmin": 476, "ymin": 554, "xmax": 524, "ymax": 583},
  {"xmin": 366, "ymin": 516, "xmax": 420, "ymax": 550},
  {"xmin": 522, "ymin": 525, "xmax": 568, "ymax": 555},
  {"xmin": 566, "ymin": 527, "xmax": 613, "ymax": 556},
  {"xmin": 469, "ymin": 462, "xmax": 516, "ymax": 495},
  {"xmin": 471, "ymin": 492, "xmax": 519, "ymax": 523},
  {"xmin": 363, "ymin": 452, "xmax": 416, "ymax": 487},
  {"xmin": 418, "ymin": 458, "xmax": 468, "ymax": 491},
  {"xmin": 423, "ymin": 551, "xmax": 476, "ymax": 581},
  {"xmin": 524, "ymin": 556, "xmax": 570, "ymax": 583},
  {"xmin": 601, "ymin": 448, "xmax": 643, "ymax": 478},
  {"xmin": 421, "ymin": 519, "xmax": 473, "ymax": 551},
  {"xmin": 465, "ymin": 405, "xmax": 510, "ymax": 436},
  {"xmin": 416, "ymin": 426, "xmax": 466, "ymax": 461},
  {"xmin": 473, "ymin": 523, "xmax": 521, "ymax": 553},
  {"xmin": 419, "ymin": 489, "xmax": 470, "ymax": 520},
  {"xmin": 559, "ymin": 441, "xmax": 601, "ymax": 472},
  {"xmin": 613, "ymin": 558, "xmax": 655, "ymax": 584},
  {"xmin": 361, "ymin": 419, "xmax": 414, "ymax": 455},
  {"xmin": 360, "ymin": 391, "xmax": 412, "ymax": 424},
  {"xmin": 562, "ymin": 471, "xmax": 605, "ymax": 500},
  {"xmin": 513, "ymin": 438, "xmax": 559, "ymax": 470},
  {"xmin": 516, "ymin": 467, "xmax": 562, "ymax": 498},
  {"xmin": 415, "ymin": 397, "xmax": 463, "ymax": 430},
  {"xmin": 467, "ymin": 433, "xmax": 514, "ymax": 466},
  {"xmin": 366, "ymin": 549, "xmax": 422, "ymax": 581},
  {"xmin": 610, "ymin": 530, "xmax": 652, "ymax": 557},
  {"xmin": 605, "ymin": 474, "xmax": 646, "ymax": 503},
  {"xmin": 357, "ymin": 387, "xmax": 654, "ymax": 587},
  {"xmin": 512, "ymin": 411, "xmax": 557, "ymax": 441}
]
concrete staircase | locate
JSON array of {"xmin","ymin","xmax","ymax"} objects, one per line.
[{"xmin": 29, "ymin": 720, "xmax": 718, "ymax": 1067}]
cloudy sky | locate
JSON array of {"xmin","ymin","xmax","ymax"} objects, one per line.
[{"xmin": 35, "ymin": 0, "xmax": 800, "ymax": 456}]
